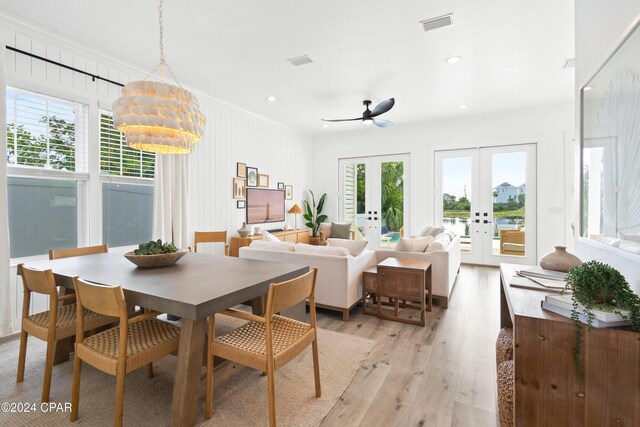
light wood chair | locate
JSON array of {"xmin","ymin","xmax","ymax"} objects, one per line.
[
  {"xmin": 70, "ymin": 277, "xmax": 180, "ymax": 427},
  {"xmin": 499, "ymin": 230, "xmax": 525, "ymax": 255},
  {"xmin": 189, "ymin": 231, "xmax": 229, "ymax": 255},
  {"xmin": 16, "ymin": 265, "xmax": 115, "ymax": 402},
  {"xmin": 49, "ymin": 244, "xmax": 109, "ymax": 260},
  {"xmin": 205, "ymin": 268, "xmax": 321, "ymax": 426}
]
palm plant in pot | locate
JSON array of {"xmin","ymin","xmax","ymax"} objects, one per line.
[
  {"xmin": 564, "ymin": 260, "xmax": 640, "ymax": 380},
  {"xmin": 303, "ymin": 190, "xmax": 327, "ymax": 245}
]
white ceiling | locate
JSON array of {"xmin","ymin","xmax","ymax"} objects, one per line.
[{"xmin": 0, "ymin": 0, "xmax": 575, "ymax": 136}]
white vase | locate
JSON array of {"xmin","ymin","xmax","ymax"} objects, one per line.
[{"xmin": 237, "ymin": 222, "xmax": 251, "ymax": 237}]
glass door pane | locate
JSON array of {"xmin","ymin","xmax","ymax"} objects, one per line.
[
  {"xmin": 339, "ymin": 158, "xmax": 369, "ymax": 241},
  {"xmin": 379, "ymin": 160, "xmax": 405, "ymax": 248},
  {"xmin": 490, "ymin": 152, "xmax": 527, "ymax": 257},
  {"xmin": 441, "ymin": 156, "xmax": 473, "ymax": 253}
]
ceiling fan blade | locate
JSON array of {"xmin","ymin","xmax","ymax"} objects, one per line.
[
  {"xmin": 373, "ymin": 118, "xmax": 393, "ymax": 128},
  {"xmin": 321, "ymin": 118, "xmax": 362, "ymax": 122},
  {"xmin": 370, "ymin": 98, "xmax": 395, "ymax": 117}
]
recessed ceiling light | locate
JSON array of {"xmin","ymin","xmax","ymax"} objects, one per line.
[
  {"xmin": 322, "ymin": 124, "xmax": 329, "ymax": 128},
  {"xmin": 266, "ymin": 96, "xmax": 277, "ymax": 102},
  {"xmin": 458, "ymin": 104, "xmax": 468, "ymax": 109},
  {"xmin": 583, "ymin": 86, "xmax": 592, "ymax": 91},
  {"xmin": 445, "ymin": 56, "xmax": 461, "ymax": 64}
]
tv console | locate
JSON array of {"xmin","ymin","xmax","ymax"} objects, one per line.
[{"xmin": 230, "ymin": 229, "xmax": 309, "ymax": 257}]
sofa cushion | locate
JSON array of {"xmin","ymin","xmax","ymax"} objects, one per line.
[
  {"xmin": 262, "ymin": 230, "xmax": 280, "ymax": 242},
  {"xmin": 295, "ymin": 243, "xmax": 350, "ymax": 257},
  {"xmin": 600, "ymin": 236, "xmax": 622, "ymax": 247},
  {"xmin": 395, "ymin": 236, "xmax": 433, "ymax": 252},
  {"xmin": 327, "ymin": 238, "xmax": 368, "ymax": 256},
  {"xmin": 331, "ymin": 223, "xmax": 352, "ymax": 239},
  {"xmin": 619, "ymin": 232, "xmax": 640, "ymax": 244},
  {"xmin": 420, "ymin": 226, "xmax": 445, "ymax": 237},
  {"xmin": 426, "ymin": 233, "xmax": 451, "ymax": 252},
  {"xmin": 249, "ymin": 240, "xmax": 295, "ymax": 251},
  {"xmin": 619, "ymin": 240, "xmax": 640, "ymax": 254}
]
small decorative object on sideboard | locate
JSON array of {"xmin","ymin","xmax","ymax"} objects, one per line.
[
  {"xmin": 124, "ymin": 240, "xmax": 187, "ymax": 268},
  {"xmin": 562, "ymin": 261, "xmax": 640, "ymax": 380},
  {"xmin": 237, "ymin": 222, "xmax": 251, "ymax": 237},
  {"xmin": 539, "ymin": 245, "xmax": 582, "ymax": 272}
]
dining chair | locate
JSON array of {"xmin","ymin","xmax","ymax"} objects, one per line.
[
  {"xmin": 49, "ymin": 244, "xmax": 109, "ymax": 260},
  {"xmin": 16, "ymin": 265, "xmax": 115, "ymax": 402},
  {"xmin": 70, "ymin": 277, "xmax": 180, "ymax": 427},
  {"xmin": 205, "ymin": 267, "xmax": 320, "ymax": 426},
  {"xmin": 189, "ymin": 231, "xmax": 229, "ymax": 256}
]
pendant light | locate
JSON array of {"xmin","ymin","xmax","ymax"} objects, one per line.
[{"xmin": 113, "ymin": 0, "xmax": 206, "ymax": 154}]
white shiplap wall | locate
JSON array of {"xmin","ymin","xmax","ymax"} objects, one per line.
[{"xmin": 0, "ymin": 19, "xmax": 313, "ymax": 333}]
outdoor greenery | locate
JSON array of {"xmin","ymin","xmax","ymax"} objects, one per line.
[
  {"xmin": 564, "ymin": 261, "xmax": 640, "ymax": 380},
  {"xmin": 134, "ymin": 239, "xmax": 177, "ymax": 255},
  {"xmin": 381, "ymin": 161, "xmax": 403, "ymax": 231},
  {"xmin": 99, "ymin": 113, "xmax": 155, "ymax": 178},
  {"xmin": 303, "ymin": 190, "xmax": 327, "ymax": 237},
  {"xmin": 443, "ymin": 193, "xmax": 525, "ymax": 218}
]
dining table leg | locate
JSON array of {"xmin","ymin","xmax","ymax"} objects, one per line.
[{"xmin": 170, "ymin": 317, "xmax": 207, "ymax": 427}]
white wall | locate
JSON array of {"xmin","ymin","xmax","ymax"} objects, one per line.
[
  {"xmin": 0, "ymin": 15, "xmax": 313, "ymax": 333},
  {"xmin": 312, "ymin": 104, "xmax": 575, "ymax": 262},
  {"xmin": 573, "ymin": 1, "xmax": 640, "ymax": 292}
]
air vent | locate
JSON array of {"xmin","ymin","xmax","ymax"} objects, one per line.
[
  {"xmin": 420, "ymin": 14, "xmax": 453, "ymax": 32},
  {"xmin": 287, "ymin": 55, "xmax": 313, "ymax": 66},
  {"xmin": 561, "ymin": 58, "xmax": 575, "ymax": 69}
]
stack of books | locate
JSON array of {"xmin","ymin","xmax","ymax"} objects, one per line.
[
  {"xmin": 542, "ymin": 294, "xmax": 631, "ymax": 328},
  {"xmin": 515, "ymin": 267, "xmax": 567, "ymax": 290}
]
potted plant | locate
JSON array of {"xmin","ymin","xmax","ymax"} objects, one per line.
[
  {"xmin": 303, "ymin": 190, "xmax": 327, "ymax": 245},
  {"xmin": 564, "ymin": 261, "xmax": 640, "ymax": 380}
]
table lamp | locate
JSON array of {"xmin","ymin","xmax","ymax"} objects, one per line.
[{"xmin": 288, "ymin": 204, "xmax": 304, "ymax": 230}]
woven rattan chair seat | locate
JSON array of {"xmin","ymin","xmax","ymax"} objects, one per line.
[
  {"xmin": 215, "ymin": 315, "xmax": 312, "ymax": 357},
  {"xmin": 24, "ymin": 303, "xmax": 113, "ymax": 340},
  {"xmin": 81, "ymin": 318, "xmax": 180, "ymax": 359}
]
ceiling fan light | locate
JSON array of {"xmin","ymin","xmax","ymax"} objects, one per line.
[{"xmin": 362, "ymin": 118, "xmax": 374, "ymax": 125}]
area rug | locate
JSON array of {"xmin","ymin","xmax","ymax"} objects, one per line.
[{"xmin": 0, "ymin": 318, "xmax": 375, "ymax": 426}]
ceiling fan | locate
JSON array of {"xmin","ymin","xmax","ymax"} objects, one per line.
[{"xmin": 322, "ymin": 98, "xmax": 395, "ymax": 128}]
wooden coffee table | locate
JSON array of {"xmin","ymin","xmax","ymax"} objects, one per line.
[{"xmin": 361, "ymin": 258, "xmax": 432, "ymax": 326}]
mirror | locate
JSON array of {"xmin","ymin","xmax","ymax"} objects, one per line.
[{"xmin": 581, "ymin": 20, "xmax": 640, "ymax": 256}]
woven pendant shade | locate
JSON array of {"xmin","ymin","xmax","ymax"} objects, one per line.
[{"xmin": 113, "ymin": 81, "xmax": 206, "ymax": 154}]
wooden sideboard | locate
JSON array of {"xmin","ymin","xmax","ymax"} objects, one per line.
[
  {"xmin": 499, "ymin": 263, "xmax": 639, "ymax": 426},
  {"xmin": 230, "ymin": 229, "xmax": 309, "ymax": 257}
]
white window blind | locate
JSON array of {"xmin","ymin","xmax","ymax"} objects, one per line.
[
  {"xmin": 99, "ymin": 110, "xmax": 155, "ymax": 179},
  {"xmin": 6, "ymin": 88, "xmax": 88, "ymax": 173}
]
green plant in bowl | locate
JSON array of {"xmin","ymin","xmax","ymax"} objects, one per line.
[
  {"xmin": 564, "ymin": 260, "xmax": 640, "ymax": 380},
  {"xmin": 134, "ymin": 240, "xmax": 178, "ymax": 255}
]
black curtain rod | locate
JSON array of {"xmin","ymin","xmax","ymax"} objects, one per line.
[{"xmin": 6, "ymin": 46, "xmax": 125, "ymax": 88}]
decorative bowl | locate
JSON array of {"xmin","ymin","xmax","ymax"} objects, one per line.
[{"xmin": 124, "ymin": 249, "xmax": 187, "ymax": 268}]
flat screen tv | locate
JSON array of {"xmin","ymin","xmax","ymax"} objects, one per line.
[{"xmin": 246, "ymin": 188, "xmax": 285, "ymax": 224}]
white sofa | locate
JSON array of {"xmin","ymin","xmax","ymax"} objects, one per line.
[
  {"xmin": 239, "ymin": 245, "xmax": 376, "ymax": 321},
  {"xmin": 375, "ymin": 235, "xmax": 461, "ymax": 308}
]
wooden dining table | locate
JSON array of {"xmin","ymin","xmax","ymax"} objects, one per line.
[{"xmin": 23, "ymin": 251, "xmax": 309, "ymax": 427}]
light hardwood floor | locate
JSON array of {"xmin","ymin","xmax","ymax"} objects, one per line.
[{"xmin": 317, "ymin": 265, "xmax": 500, "ymax": 427}]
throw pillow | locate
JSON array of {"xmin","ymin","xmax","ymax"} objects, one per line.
[
  {"xmin": 419, "ymin": 226, "xmax": 434, "ymax": 237},
  {"xmin": 619, "ymin": 240, "xmax": 640, "ymax": 255},
  {"xmin": 394, "ymin": 236, "xmax": 433, "ymax": 252},
  {"xmin": 249, "ymin": 240, "xmax": 295, "ymax": 252},
  {"xmin": 419, "ymin": 226, "xmax": 446, "ymax": 237},
  {"xmin": 295, "ymin": 243, "xmax": 350, "ymax": 257},
  {"xmin": 327, "ymin": 238, "xmax": 369, "ymax": 256},
  {"xmin": 262, "ymin": 230, "xmax": 280, "ymax": 242},
  {"xmin": 426, "ymin": 234, "xmax": 451, "ymax": 252},
  {"xmin": 619, "ymin": 232, "xmax": 640, "ymax": 244},
  {"xmin": 318, "ymin": 223, "xmax": 332, "ymax": 239},
  {"xmin": 331, "ymin": 223, "xmax": 352, "ymax": 239},
  {"xmin": 600, "ymin": 236, "xmax": 622, "ymax": 247}
]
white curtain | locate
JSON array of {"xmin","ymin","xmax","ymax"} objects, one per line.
[
  {"xmin": 152, "ymin": 154, "xmax": 189, "ymax": 249},
  {"xmin": 0, "ymin": 47, "xmax": 13, "ymax": 335}
]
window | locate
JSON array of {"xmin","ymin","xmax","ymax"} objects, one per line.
[
  {"xmin": 99, "ymin": 111, "xmax": 154, "ymax": 247},
  {"xmin": 99, "ymin": 111, "xmax": 154, "ymax": 178},
  {"xmin": 6, "ymin": 88, "xmax": 87, "ymax": 258}
]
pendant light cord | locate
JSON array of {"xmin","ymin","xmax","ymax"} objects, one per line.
[{"xmin": 144, "ymin": 0, "xmax": 182, "ymax": 86}]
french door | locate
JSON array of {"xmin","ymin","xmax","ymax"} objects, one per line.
[
  {"xmin": 435, "ymin": 144, "xmax": 537, "ymax": 266},
  {"xmin": 338, "ymin": 154, "xmax": 409, "ymax": 249}
]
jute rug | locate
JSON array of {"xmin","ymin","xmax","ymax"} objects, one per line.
[{"xmin": 0, "ymin": 317, "xmax": 375, "ymax": 426}]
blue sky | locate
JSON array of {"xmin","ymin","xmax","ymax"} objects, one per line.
[{"xmin": 442, "ymin": 152, "xmax": 526, "ymax": 198}]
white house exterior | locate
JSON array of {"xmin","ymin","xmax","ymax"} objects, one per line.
[{"xmin": 493, "ymin": 182, "xmax": 525, "ymax": 203}]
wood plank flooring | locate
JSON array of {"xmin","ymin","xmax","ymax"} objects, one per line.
[{"xmin": 317, "ymin": 265, "xmax": 500, "ymax": 427}]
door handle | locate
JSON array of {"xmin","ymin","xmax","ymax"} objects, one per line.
[
  {"xmin": 483, "ymin": 219, "xmax": 491, "ymax": 224},
  {"xmin": 474, "ymin": 219, "xmax": 480, "ymax": 223},
  {"xmin": 367, "ymin": 217, "xmax": 372, "ymax": 220}
]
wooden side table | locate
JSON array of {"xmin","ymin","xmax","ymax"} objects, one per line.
[{"xmin": 361, "ymin": 258, "xmax": 432, "ymax": 326}]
